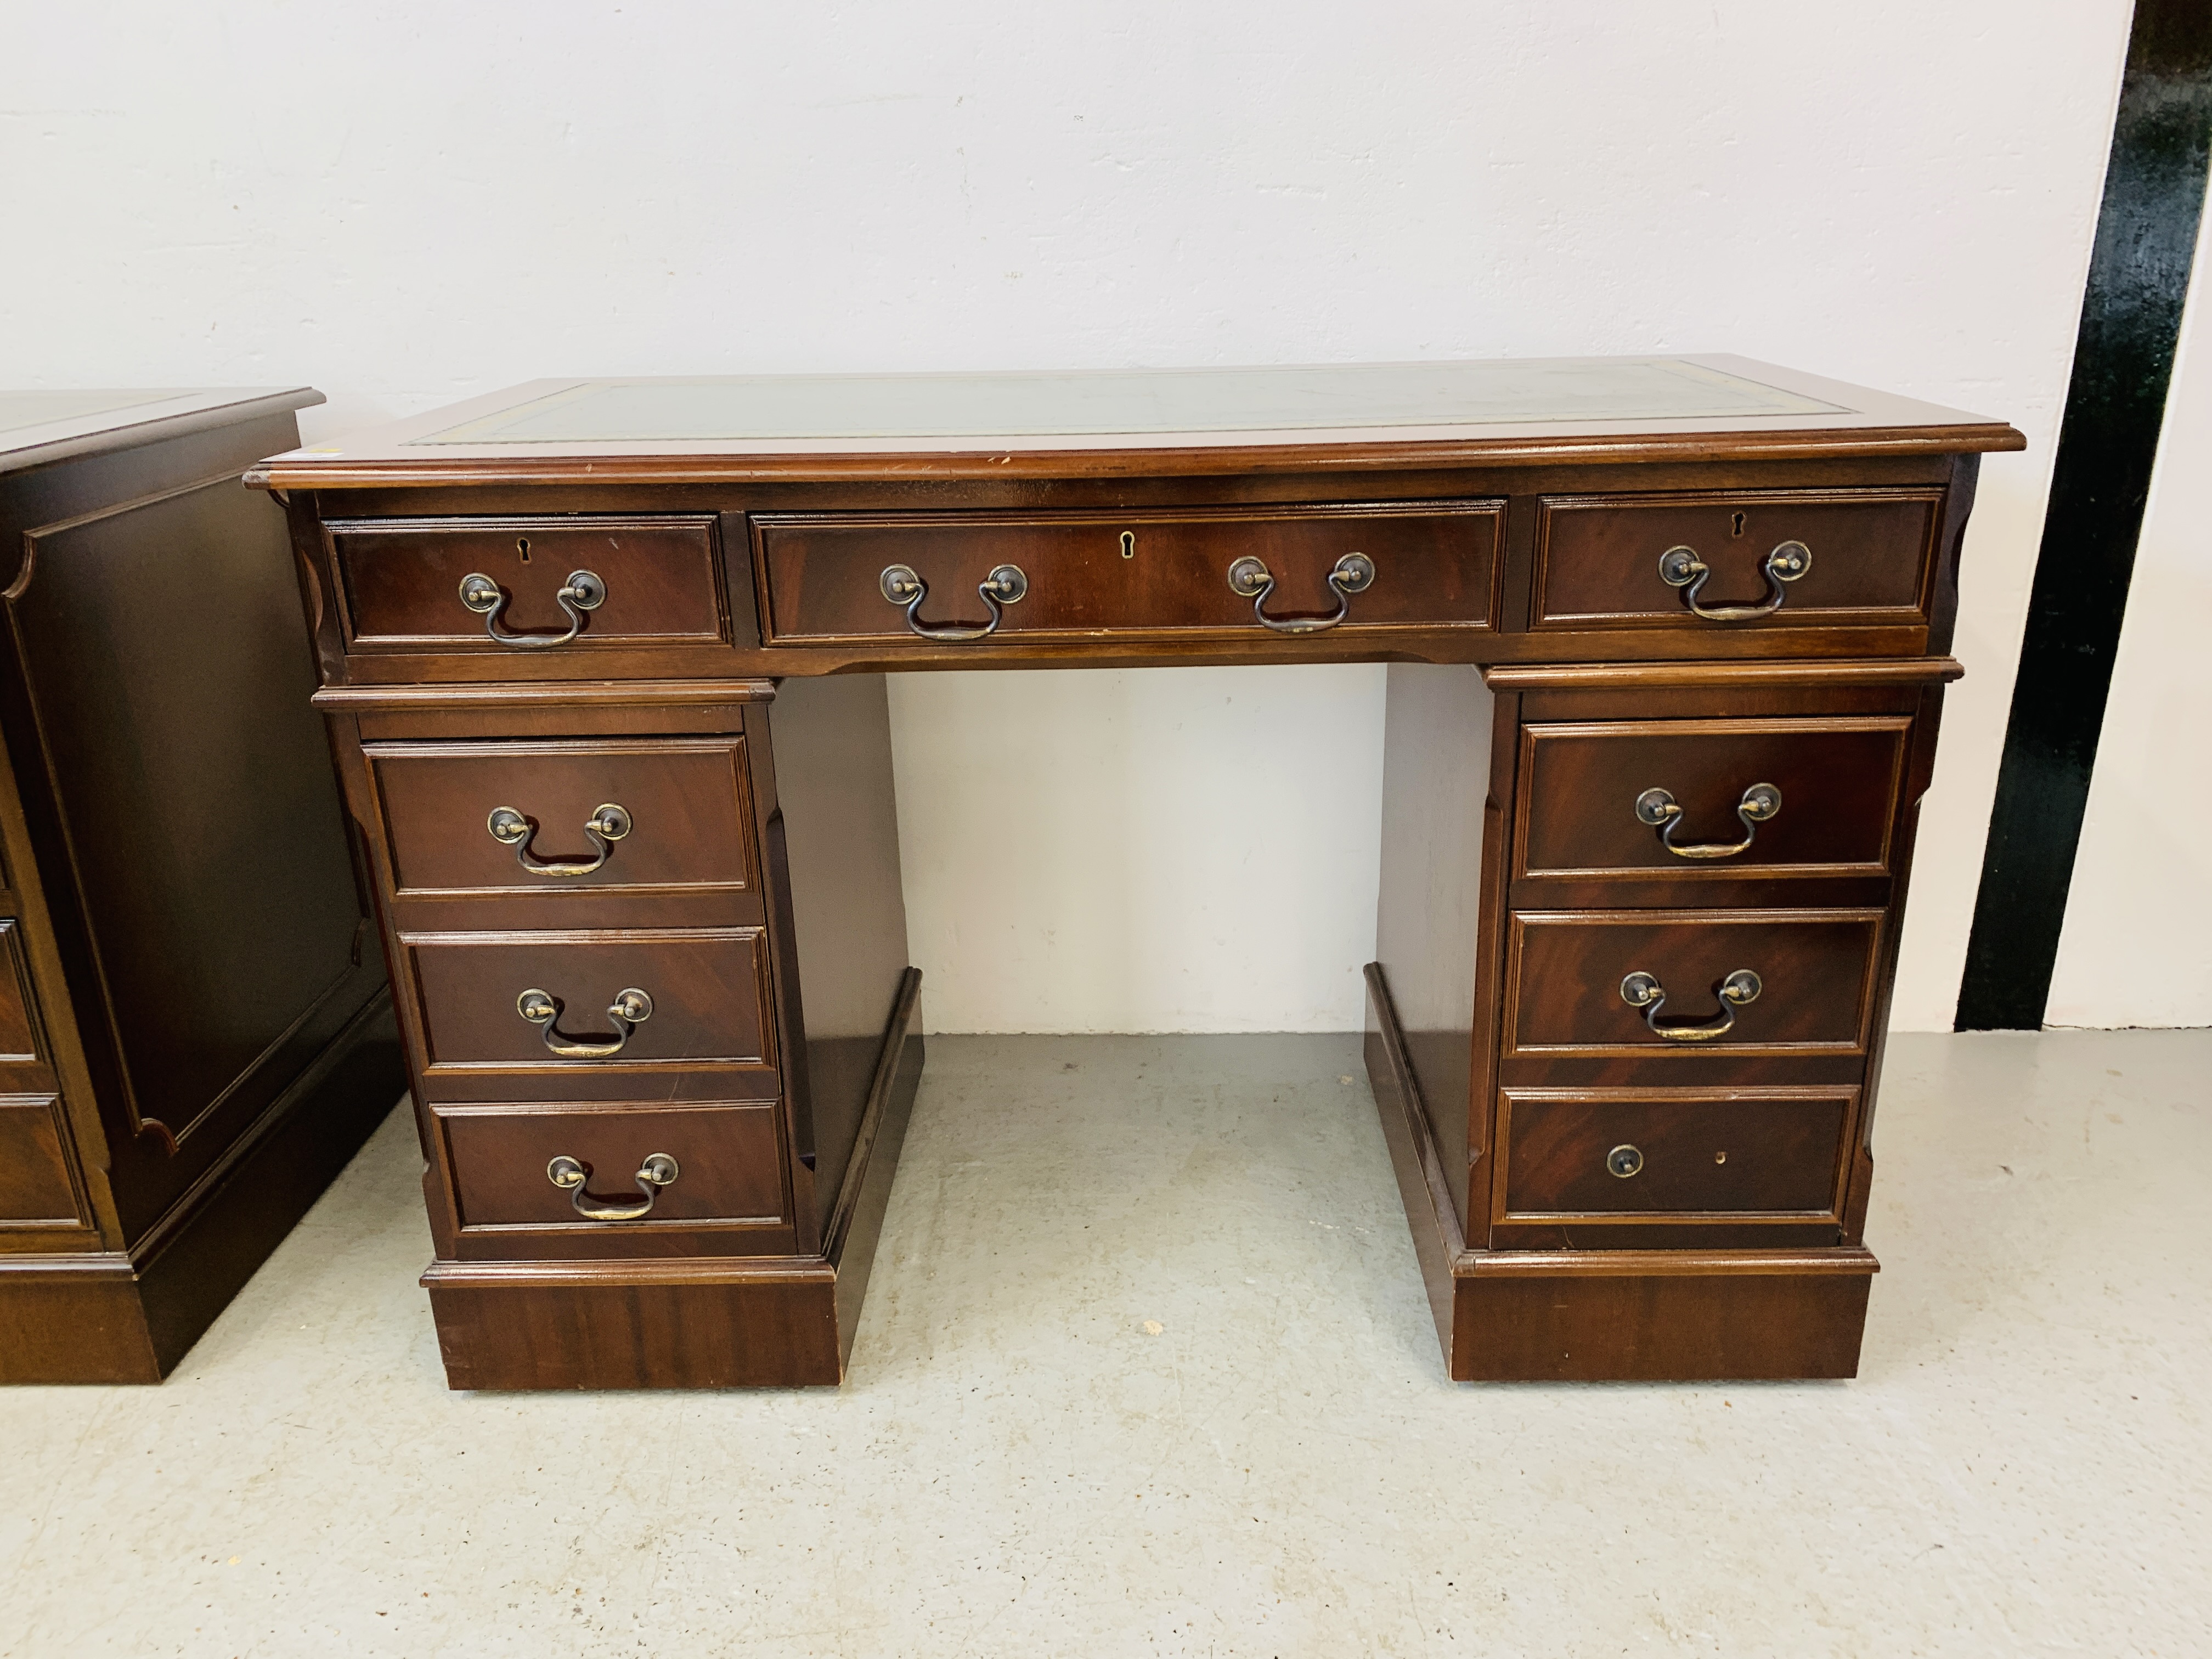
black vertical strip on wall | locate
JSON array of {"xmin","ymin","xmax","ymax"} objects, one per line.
[{"xmin": 1955, "ymin": 1, "xmax": 2212, "ymax": 1031}]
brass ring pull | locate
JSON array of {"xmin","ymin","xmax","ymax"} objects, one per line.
[
  {"xmin": 458, "ymin": 569, "xmax": 607, "ymax": 648},
  {"xmin": 878, "ymin": 563, "xmax": 1028, "ymax": 641},
  {"xmin": 1619, "ymin": 968, "xmax": 1762, "ymax": 1043},
  {"xmin": 1657, "ymin": 540, "xmax": 1810, "ymax": 622},
  {"xmin": 516, "ymin": 986, "xmax": 653, "ymax": 1058},
  {"xmin": 1633, "ymin": 783, "xmax": 1781, "ymax": 860},
  {"xmin": 545, "ymin": 1152, "xmax": 679, "ymax": 1221},
  {"xmin": 487, "ymin": 803, "xmax": 632, "ymax": 877},
  {"xmin": 1226, "ymin": 552, "xmax": 1375, "ymax": 633}
]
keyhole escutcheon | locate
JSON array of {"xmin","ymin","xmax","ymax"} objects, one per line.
[
  {"xmin": 1120, "ymin": 531, "xmax": 1136, "ymax": 559},
  {"xmin": 1730, "ymin": 512, "xmax": 1746, "ymax": 538},
  {"xmin": 517, "ymin": 537, "xmax": 533, "ymax": 564}
]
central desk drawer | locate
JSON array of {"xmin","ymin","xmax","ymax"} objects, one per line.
[
  {"xmin": 1497, "ymin": 1088, "xmax": 1854, "ymax": 1222},
  {"xmin": 400, "ymin": 927, "xmax": 777, "ymax": 1099},
  {"xmin": 435, "ymin": 1100, "xmax": 789, "ymax": 1233},
  {"xmin": 1515, "ymin": 717, "xmax": 1911, "ymax": 886},
  {"xmin": 1532, "ymin": 488, "xmax": 1942, "ymax": 632},
  {"xmin": 329, "ymin": 515, "xmax": 728, "ymax": 653},
  {"xmin": 364, "ymin": 737, "xmax": 759, "ymax": 901},
  {"xmin": 1504, "ymin": 909, "xmax": 1883, "ymax": 1058},
  {"xmin": 752, "ymin": 501, "xmax": 1503, "ymax": 644}
]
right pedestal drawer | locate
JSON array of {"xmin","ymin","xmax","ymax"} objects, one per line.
[
  {"xmin": 431, "ymin": 1099, "xmax": 794, "ymax": 1258},
  {"xmin": 1496, "ymin": 1087, "xmax": 1857, "ymax": 1224},
  {"xmin": 1502, "ymin": 909, "xmax": 1884, "ymax": 1060},
  {"xmin": 1514, "ymin": 716, "xmax": 1912, "ymax": 888}
]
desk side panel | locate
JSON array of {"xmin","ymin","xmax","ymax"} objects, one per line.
[
  {"xmin": 759, "ymin": 676, "xmax": 913, "ymax": 1237},
  {"xmin": 1373, "ymin": 664, "xmax": 1498, "ymax": 1230}
]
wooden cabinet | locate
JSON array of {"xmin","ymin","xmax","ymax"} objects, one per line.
[
  {"xmin": 252, "ymin": 356, "xmax": 2020, "ymax": 1387},
  {"xmin": 0, "ymin": 391, "xmax": 404, "ymax": 1383}
]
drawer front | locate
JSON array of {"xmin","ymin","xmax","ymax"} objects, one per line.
[
  {"xmin": 1504, "ymin": 909, "xmax": 1883, "ymax": 1057},
  {"xmin": 436, "ymin": 1101, "xmax": 788, "ymax": 1232},
  {"xmin": 402, "ymin": 928, "xmax": 776, "ymax": 1097},
  {"xmin": 330, "ymin": 516, "xmax": 727, "ymax": 652},
  {"xmin": 365, "ymin": 737, "xmax": 758, "ymax": 900},
  {"xmin": 1532, "ymin": 488, "xmax": 1940, "ymax": 630},
  {"xmin": 0, "ymin": 1094, "xmax": 87, "ymax": 1228},
  {"xmin": 753, "ymin": 501, "xmax": 1503, "ymax": 644},
  {"xmin": 1516, "ymin": 717, "xmax": 1910, "ymax": 884},
  {"xmin": 0, "ymin": 920, "xmax": 47, "ymax": 1083},
  {"xmin": 1498, "ymin": 1088, "xmax": 1853, "ymax": 1221}
]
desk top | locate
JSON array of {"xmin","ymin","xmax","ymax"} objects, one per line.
[
  {"xmin": 248, "ymin": 356, "xmax": 2022, "ymax": 489},
  {"xmin": 1, "ymin": 388, "xmax": 323, "ymax": 477}
]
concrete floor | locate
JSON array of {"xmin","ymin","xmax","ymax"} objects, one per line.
[{"xmin": 4, "ymin": 1030, "xmax": 2208, "ymax": 1657}]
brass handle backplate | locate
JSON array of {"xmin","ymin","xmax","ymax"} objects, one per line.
[
  {"xmin": 1634, "ymin": 783, "xmax": 1781, "ymax": 859},
  {"xmin": 879, "ymin": 563, "xmax": 1028, "ymax": 641},
  {"xmin": 487, "ymin": 803, "xmax": 632, "ymax": 877},
  {"xmin": 546, "ymin": 1152, "xmax": 679, "ymax": 1221},
  {"xmin": 459, "ymin": 569, "xmax": 607, "ymax": 648},
  {"xmin": 1606, "ymin": 1144, "xmax": 1644, "ymax": 1178},
  {"xmin": 1619, "ymin": 968, "xmax": 1762, "ymax": 1043},
  {"xmin": 1227, "ymin": 552, "xmax": 1375, "ymax": 634},
  {"xmin": 1657, "ymin": 540, "xmax": 1810, "ymax": 622},
  {"xmin": 517, "ymin": 986, "xmax": 653, "ymax": 1058}
]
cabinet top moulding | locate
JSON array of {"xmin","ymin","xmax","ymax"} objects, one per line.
[
  {"xmin": 2, "ymin": 388, "xmax": 323, "ymax": 477},
  {"xmin": 241, "ymin": 358, "xmax": 2022, "ymax": 491}
]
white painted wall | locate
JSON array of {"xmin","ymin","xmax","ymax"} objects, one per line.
[
  {"xmin": 2046, "ymin": 205, "xmax": 2212, "ymax": 1030},
  {"xmin": 0, "ymin": 1, "xmax": 2149, "ymax": 1030}
]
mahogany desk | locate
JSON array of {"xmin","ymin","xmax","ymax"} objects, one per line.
[{"xmin": 247, "ymin": 358, "xmax": 2023, "ymax": 1389}]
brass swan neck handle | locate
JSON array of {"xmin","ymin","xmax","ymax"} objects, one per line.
[{"xmin": 1619, "ymin": 968, "xmax": 1762, "ymax": 1043}]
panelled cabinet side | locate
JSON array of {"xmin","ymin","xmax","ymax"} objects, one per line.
[{"xmin": 0, "ymin": 400, "xmax": 405, "ymax": 1385}]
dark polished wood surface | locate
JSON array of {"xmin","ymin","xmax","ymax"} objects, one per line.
[
  {"xmin": 0, "ymin": 391, "xmax": 403, "ymax": 1383},
  {"xmin": 331, "ymin": 515, "xmax": 728, "ymax": 652},
  {"xmin": 1503, "ymin": 909, "xmax": 1884, "ymax": 1058},
  {"xmin": 754, "ymin": 500, "xmax": 1502, "ymax": 644},
  {"xmin": 253, "ymin": 358, "xmax": 2015, "ymax": 1388},
  {"xmin": 365, "ymin": 736, "xmax": 759, "ymax": 902},
  {"xmin": 1531, "ymin": 487, "xmax": 1940, "ymax": 630},
  {"xmin": 1514, "ymin": 716, "xmax": 1909, "ymax": 888},
  {"xmin": 1497, "ymin": 1087, "xmax": 1853, "ymax": 1220}
]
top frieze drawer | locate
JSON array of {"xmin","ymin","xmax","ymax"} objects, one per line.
[
  {"xmin": 1531, "ymin": 488, "xmax": 1943, "ymax": 633},
  {"xmin": 327, "ymin": 516, "xmax": 729, "ymax": 656},
  {"xmin": 752, "ymin": 501, "xmax": 1503, "ymax": 646}
]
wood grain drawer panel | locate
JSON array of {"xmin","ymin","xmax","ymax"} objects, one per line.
[
  {"xmin": 1515, "ymin": 717, "xmax": 1910, "ymax": 884},
  {"xmin": 0, "ymin": 921, "xmax": 45, "ymax": 1076},
  {"xmin": 0, "ymin": 1094, "xmax": 89, "ymax": 1228},
  {"xmin": 1497, "ymin": 1087, "xmax": 1854, "ymax": 1223},
  {"xmin": 753, "ymin": 500, "xmax": 1503, "ymax": 644},
  {"xmin": 1504, "ymin": 909, "xmax": 1883, "ymax": 1058},
  {"xmin": 401, "ymin": 928, "xmax": 776, "ymax": 1099},
  {"xmin": 365, "ymin": 737, "xmax": 758, "ymax": 901},
  {"xmin": 330, "ymin": 515, "xmax": 727, "ymax": 652},
  {"xmin": 436, "ymin": 1100, "xmax": 788, "ymax": 1233},
  {"xmin": 1533, "ymin": 488, "xmax": 1940, "ymax": 630}
]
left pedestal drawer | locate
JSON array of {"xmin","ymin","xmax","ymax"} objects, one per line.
[
  {"xmin": 364, "ymin": 736, "xmax": 759, "ymax": 901},
  {"xmin": 399, "ymin": 927, "xmax": 778, "ymax": 1102},
  {"xmin": 432, "ymin": 1099, "xmax": 792, "ymax": 1257}
]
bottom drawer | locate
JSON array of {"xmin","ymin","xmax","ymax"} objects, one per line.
[
  {"xmin": 435, "ymin": 1101, "xmax": 789, "ymax": 1234},
  {"xmin": 1498, "ymin": 1087, "xmax": 1854, "ymax": 1222}
]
